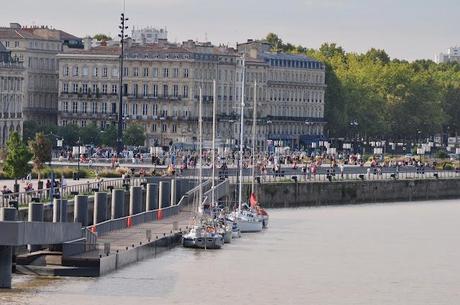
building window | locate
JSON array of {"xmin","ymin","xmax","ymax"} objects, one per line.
[
  {"xmin": 82, "ymin": 102, "xmax": 88, "ymax": 113},
  {"xmin": 163, "ymin": 85, "xmax": 168, "ymax": 97},
  {"xmin": 72, "ymin": 66, "xmax": 79, "ymax": 76},
  {"xmin": 123, "ymin": 67, "xmax": 128, "ymax": 77},
  {"xmin": 132, "ymin": 104, "xmax": 138, "ymax": 115},
  {"xmin": 92, "ymin": 84, "xmax": 98, "ymax": 94},
  {"xmin": 63, "ymin": 83, "xmax": 69, "ymax": 93},
  {"xmin": 173, "ymin": 68, "xmax": 179, "ymax": 78},
  {"xmin": 14, "ymin": 41, "xmax": 19, "ymax": 48},
  {"xmin": 93, "ymin": 67, "xmax": 98, "ymax": 77},
  {"xmin": 162, "ymin": 124, "xmax": 167, "ymax": 132},
  {"xmin": 112, "ymin": 68, "xmax": 119, "ymax": 77},
  {"xmin": 63, "ymin": 101, "xmax": 69, "ymax": 112},
  {"xmin": 63, "ymin": 66, "xmax": 69, "ymax": 76},
  {"xmin": 72, "ymin": 102, "xmax": 78, "ymax": 113},
  {"xmin": 173, "ymin": 85, "xmax": 178, "ymax": 97},
  {"xmin": 163, "ymin": 68, "xmax": 169, "ymax": 78},
  {"xmin": 183, "ymin": 85, "xmax": 188, "ymax": 98},
  {"xmin": 143, "ymin": 68, "xmax": 149, "ymax": 77},
  {"xmin": 112, "ymin": 103, "xmax": 117, "ymax": 113},
  {"xmin": 143, "ymin": 84, "xmax": 148, "ymax": 96},
  {"xmin": 92, "ymin": 102, "xmax": 97, "ymax": 113},
  {"xmin": 152, "ymin": 124, "xmax": 157, "ymax": 132},
  {"xmin": 172, "ymin": 124, "xmax": 177, "ymax": 133},
  {"xmin": 112, "ymin": 84, "xmax": 117, "ymax": 94},
  {"xmin": 183, "ymin": 68, "xmax": 189, "ymax": 78},
  {"xmin": 62, "ymin": 120, "xmax": 68, "ymax": 126},
  {"xmin": 102, "ymin": 103, "xmax": 107, "ymax": 114},
  {"xmin": 152, "ymin": 68, "xmax": 158, "ymax": 78},
  {"xmin": 102, "ymin": 67, "xmax": 108, "ymax": 77},
  {"xmin": 133, "ymin": 84, "xmax": 139, "ymax": 96},
  {"xmin": 82, "ymin": 67, "xmax": 89, "ymax": 77},
  {"xmin": 73, "ymin": 83, "xmax": 78, "ymax": 93},
  {"xmin": 82, "ymin": 84, "xmax": 88, "ymax": 94},
  {"xmin": 142, "ymin": 104, "xmax": 148, "ymax": 115},
  {"xmin": 81, "ymin": 120, "xmax": 87, "ymax": 127},
  {"xmin": 133, "ymin": 67, "xmax": 139, "ymax": 77},
  {"xmin": 102, "ymin": 84, "xmax": 108, "ymax": 94},
  {"xmin": 153, "ymin": 85, "xmax": 158, "ymax": 97}
]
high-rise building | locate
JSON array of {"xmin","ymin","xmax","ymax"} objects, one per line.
[
  {"xmin": 57, "ymin": 39, "xmax": 326, "ymax": 149},
  {"xmin": 0, "ymin": 41, "xmax": 25, "ymax": 145},
  {"xmin": 435, "ymin": 46, "xmax": 460, "ymax": 64},
  {"xmin": 131, "ymin": 26, "xmax": 168, "ymax": 45},
  {"xmin": 0, "ymin": 23, "xmax": 82, "ymax": 123}
]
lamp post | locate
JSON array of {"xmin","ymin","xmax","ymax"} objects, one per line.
[
  {"xmin": 117, "ymin": 13, "xmax": 129, "ymax": 156},
  {"xmin": 350, "ymin": 120, "xmax": 359, "ymax": 154}
]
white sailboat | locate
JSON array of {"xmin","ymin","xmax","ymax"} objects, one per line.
[
  {"xmin": 182, "ymin": 87, "xmax": 224, "ymax": 249},
  {"xmin": 231, "ymin": 56, "xmax": 263, "ymax": 233}
]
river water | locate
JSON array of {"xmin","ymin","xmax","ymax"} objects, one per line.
[{"xmin": 2, "ymin": 199, "xmax": 460, "ymax": 305}]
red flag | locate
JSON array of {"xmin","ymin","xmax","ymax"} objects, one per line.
[{"xmin": 250, "ymin": 192, "xmax": 257, "ymax": 208}]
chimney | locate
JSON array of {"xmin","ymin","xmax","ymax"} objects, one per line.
[{"xmin": 83, "ymin": 37, "xmax": 92, "ymax": 50}]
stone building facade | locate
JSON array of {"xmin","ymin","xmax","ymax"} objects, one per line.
[
  {"xmin": 0, "ymin": 23, "xmax": 81, "ymax": 124},
  {"xmin": 57, "ymin": 39, "xmax": 326, "ymax": 149},
  {"xmin": 0, "ymin": 42, "xmax": 25, "ymax": 145}
]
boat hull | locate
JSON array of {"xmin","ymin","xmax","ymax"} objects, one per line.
[
  {"xmin": 195, "ymin": 235, "xmax": 224, "ymax": 249},
  {"xmin": 238, "ymin": 219, "xmax": 263, "ymax": 233}
]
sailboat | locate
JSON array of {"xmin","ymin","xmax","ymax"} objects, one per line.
[
  {"xmin": 229, "ymin": 56, "xmax": 263, "ymax": 233},
  {"xmin": 182, "ymin": 87, "xmax": 224, "ymax": 249},
  {"xmin": 249, "ymin": 80, "xmax": 269, "ymax": 229}
]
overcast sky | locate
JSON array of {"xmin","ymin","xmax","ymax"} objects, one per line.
[{"xmin": 1, "ymin": 0, "xmax": 458, "ymax": 61}]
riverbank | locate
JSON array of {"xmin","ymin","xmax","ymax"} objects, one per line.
[{"xmin": 234, "ymin": 178, "xmax": 460, "ymax": 208}]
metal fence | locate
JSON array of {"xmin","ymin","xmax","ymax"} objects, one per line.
[{"xmin": 0, "ymin": 177, "xmax": 146, "ymax": 208}]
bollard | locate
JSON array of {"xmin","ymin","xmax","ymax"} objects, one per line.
[
  {"xmin": 146, "ymin": 183, "xmax": 159, "ymax": 211},
  {"xmin": 74, "ymin": 195, "xmax": 89, "ymax": 226},
  {"xmin": 111, "ymin": 189, "xmax": 125, "ymax": 219},
  {"xmin": 28, "ymin": 203, "xmax": 44, "ymax": 252},
  {"xmin": 0, "ymin": 207, "xmax": 17, "ymax": 288},
  {"xmin": 170, "ymin": 179, "xmax": 177, "ymax": 206},
  {"xmin": 53, "ymin": 199, "xmax": 68, "ymax": 222},
  {"xmin": 159, "ymin": 181, "xmax": 171, "ymax": 209},
  {"xmin": 129, "ymin": 186, "xmax": 142, "ymax": 215},
  {"xmin": 94, "ymin": 192, "xmax": 108, "ymax": 224}
]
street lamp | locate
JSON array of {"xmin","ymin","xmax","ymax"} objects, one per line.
[
  {"xmin": 350, "ymin": 120, "xmax": 359, "ymax": 154},
  {"xmin": 117, "ymin": 13, "xmax": 129, "ymax": 156}
]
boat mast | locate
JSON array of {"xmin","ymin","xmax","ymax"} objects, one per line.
[
  {"xmin": 251, "ymin": 80, "xmax": 257, "ymax": 195},
  {"xmin": 198, "ymin": 87, "xmax": 203, "ymax": 213},
  {"xmin": 238, "ymin": 56, "xmax": 246, "ymax": 212},
  {"xmin": 211, "ymin": 80, "xmax": 217, "ymax": 205}
]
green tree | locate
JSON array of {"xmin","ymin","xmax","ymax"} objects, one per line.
[
  {"xmin": 57, "ymin": 124, "xmax": 80, "ymax": 146},
  {"xmin": 123, "ymin": 124, "xmax": 146, "ymax": 146},
  {"xmin": 80, "ymin": 123, "xmax": 101, "ymax": 145},
  {"xmin": 101, "ymin": 124, "xmax": 118, "ymax": 147},
  {"xmin": 4, "ymin": 132, "xmax": 32, "ymax": 187},
  {"xmin": 29, "ymin": 132, "xmax": 52, "ymax": 181},
  {"xmin": 93, "ymin": 34, "xmax": 112, "ymax": 41}
]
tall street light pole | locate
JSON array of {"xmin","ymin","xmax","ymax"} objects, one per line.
[{"xmin": 117, "ymin": 13, "xmax": 129, "ymax": 156}]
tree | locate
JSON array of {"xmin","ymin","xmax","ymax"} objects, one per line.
[
  {"xmin": 123, "ymin": 124, "xmax": 146, "ymax": 146},
  {"xmin": 4, "ymin": 132, "xmax": 32, "ymax": 188},
  {"xmin": 57, "ymin": 124, "xmax": 80, "ymax": 146},
  {"xmin": 265, "ymin": 33, "xmax": 283, "ymax": 51},
  {"xmin": 101, "ymin": 124, "xmax": 118, "ymax": 147},
  {"xmin": 29, "ymin": 132, "xmax": 52, "ymax": 181},
  {"xmin": 80, "ymin": 123, "xmax": 101, "ymax": 145},
  {"xmin": 93, "ymin": 34, "xmax": 112, "ymax": 41}
]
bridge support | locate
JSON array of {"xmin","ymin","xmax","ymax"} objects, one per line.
[
  {"xmin": 74, "ymin": 195, "xmax": 89, "ymax": 226},
  {"xmin": 0, "ymin": 207, "xmax": 17, "ymax": 289},
  {"xmin": 170, "ymin": 179, "xmax": 177, "ymax": 206},
  {"xmin": 146, "ymin": 183, "xmax": 158, "ymax": 211},
  {"xmin": 94, "ymin": 192, "xmax": 108, "ymax": 224},
  {"xmin": 53, "ymin": 199, "xmax": 68, "ymax": 222},
  {"xmin": 28, "ymin": 203, "xmax": 43, "ymax": 252},
  {"xmin": 158, "ymin": 181, "xmax": 170, "ymax": 209},
  {"xmin": 111, "ymin": 189, "xmax": 125, "ymax": 219},
  {"xmin": 129, "ymin": 186, "xmax": 142, "ymax": 215}
]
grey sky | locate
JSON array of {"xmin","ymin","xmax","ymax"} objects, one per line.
[{"xmin": 1, "ymin": 0, "xmax": 458, "ymax": 61}]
